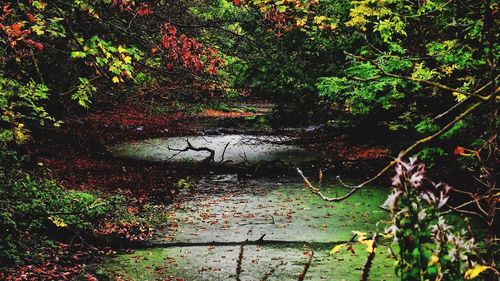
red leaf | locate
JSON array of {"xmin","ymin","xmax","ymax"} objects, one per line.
[
  {"xmin": 453, "ymin": 146, "xmax": 466, "ymax": 156},
  {"xmin": 3, "ymin": 3, "xmax": 12, "ymax": 16},
  {"xmin": 34, "ymin": 42, "xmax": 44, "ymax": 51},
  {"xmin": 85, "ymin": 274, "xmax": 98, "ymax": 281},
  {"xmin": 27, "ymin": 13, "xmax": 36, "ymax": 22}
]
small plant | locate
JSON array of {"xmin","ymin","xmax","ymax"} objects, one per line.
[
  {"xmin": 175, "ymin": 177, "xmax": 193, "ymax": 189},
  {"xmin": 383, "ymin": 157, "xmax": 493, "ymax": 280}
]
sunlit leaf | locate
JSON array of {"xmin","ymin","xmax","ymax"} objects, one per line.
[
  {"xmin": 464, "ymin": 265, "xmax": 493, "ymax": 279},
  {"xmin": 330, "ymin": 243, "xmax": 346, "ymax": 255}
]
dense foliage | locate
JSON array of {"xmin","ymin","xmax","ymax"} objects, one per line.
[
  {"xmin": 0, "ymin": 0, "xmax": 224, "ymax": 146},
  {"xmin": 0, "ymin": 150, "xmax": 108, "ymax": 265},
  {"xmin": 0, "ymin": 0, "xmax": 497, "ymax": 279}
]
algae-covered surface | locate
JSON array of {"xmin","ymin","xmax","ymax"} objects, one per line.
[
  {"xmin": 154, "ymin": 176, "xmax": 388, "ymax": 244},
  {"xmin": 98, "ymin": 243, "xmax": 395, "ymax": 281},
  {"xmin": 97, "ymin": 175, "xmax": 396, "ymax": 280}
]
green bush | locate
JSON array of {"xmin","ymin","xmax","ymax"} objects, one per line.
[{"xmin": 0, "ymin": 149, "xmax": 112, "ymax": 266}]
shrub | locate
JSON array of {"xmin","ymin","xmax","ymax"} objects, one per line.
[
  {"xmin": 382, "ymin": 157, "xmax": 489, "ymax": 280},
  {"xmin": 0, "ymin": 149, "xmax": 112, "ymax": 266}
]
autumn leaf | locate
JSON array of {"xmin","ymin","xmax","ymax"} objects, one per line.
[
  {"xmin": 118, "ymin": 45, "xmax": 127, "ymax": 53},
  {"xmin": 352, "ymin": 230, "xmax": 367, "ymax": 241},
  {"xmin": 453, "ymin": 91, "xmax": 467, "ymax": 102},
  {"xmin": 454, "ymin": 146, "xmax": 465, "ymax": 155},
  {"xmin": 453, "ymin": 146, "xmax": 475, "ymax": 156},
  {"xmin": 48, "ymin": 216, "xmax": 68, "ymax": 228},
  {"xmin": 464, "ymin": 265, "xmax": 493, "ymax": 279},
  {"xmin": 428, "ymin": 255, "xmax": 439, "ymax": 266},
  {"xmin": 84, "ymin": 274, "xmax": 98, "ymax": 281},
  {"xmin": 330, "ymin": 243, "xmax": 346, "ymax": 255},
  {"xmin": 360, "ymin": 239, "xmax": 374, "ymax": 253}
]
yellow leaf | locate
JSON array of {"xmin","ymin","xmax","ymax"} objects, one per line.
[
  {"xmin": 453, "ymin": 92, "xmax": 467, "ymax": 102},
  {"xmin": 464, "ymin": 265, "xmax": 493, "ymax": 279},
  {"xmin": 360, "ymin": 239, "xmax": 374, "ymax": 253},
  {"xmin": 123, "ymin": 56, "xmax": 132, "ymax": 64},
  {"xmin": 112, "ymin": 76, "xmax": 120, "ymax": 83},
  {"xmin": 296, "ymin": 18, "xmax": 306, "ymax": 28},
  {"xmin": 14, "ymin": 126, "xmax": 29, "ymax": 144},
  {"xmin": 48, "ymin": 216, "xmax": 67, "ymax": 228},
  {"xmin": 118, "ymin": 45, "xmax": 127, "ymax": 53},
  {"xmin": 90, "ymin": 11, "xmax": 100, "ymax": 19},
  {"xmin": 428, "ymin": 255, "xmax": 439, "ymax": 266},
  {"xmin": 313, "ymin": 16, "xmax": 327, "ymax": 24},
  {"xmin": 352, "ymin": 231, "xmax": 367, "ymax": 241},
  {"xmin": 330, "ymin": 243, "xmax": 346, "ymax": 255}
]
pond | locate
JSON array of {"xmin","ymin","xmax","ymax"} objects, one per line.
[
  {"xmin": 109, "ymin": 135, "xmax": 318, "ymax": 165},
  {"xmin": 95, "ymin": 175, "xmax": 395, "ymax": 280}
]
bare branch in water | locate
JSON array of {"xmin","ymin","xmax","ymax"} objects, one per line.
[{"xmin": 297, "ymin": 251, "xmax": 314, "ymax": 281}]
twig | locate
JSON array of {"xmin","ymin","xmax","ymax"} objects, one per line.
[
  {"xmin": 236, "ymin": 245, "xmax": 244, "ymax": 281},
  {"xmin": 297, "ymin": 168, "xmax": 360, "ymax": 202},
  {"xmin": 219, "ymin": 141, "xmax": 231, "ymax": 163},
  {"xmin": 360, "ymin": 233, "xmax": 379, "ymax": 281},
  {"xmin": 433, "ymin": 97, "xmax": 469, "ymax": 121},
  {"xmin": 168, "ymin": 140, "xmax": 216, "ymax": 163},
  {"xmin": 30, "ymin": 49, "xmax": 44, "ymax": 84},
  {"xmin": 260, "ymin": 261, "xmax": 285, "ymax": 281},
  {"xmin": 345, "ymin": 51, "xmax": 499, "ymax": 101},
  {"xmin": 54, "ymin": 5, "xmax": 109, "ymax": 79},
  {"xmin": 297, "ymin": 251, "xmax": 314, "ymax": 281},
  {"xmin": 318, "ymin": 169, "xmax": 323, "ymax": 189}
]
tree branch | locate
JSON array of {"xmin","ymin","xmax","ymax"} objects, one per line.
[{"xmin": 298, "ymin": 101, "xmax": 483, "ymax": 202}]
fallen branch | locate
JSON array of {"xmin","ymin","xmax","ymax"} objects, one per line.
[
  {"xmin": 168, "ymin": 140, "xmax": 215, "ymax": 163},
  {"xmin": 297, "ymin": 168, "xmax": 360, "ymax": 202},
  {"xmin": 104, "ymin": 235, "xmax": 352, "ymax": 249},
  {"xmin": 168, "ymin": 140, "xmax": 233, "ymax": 164}
]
